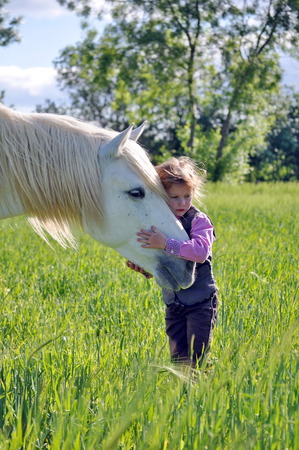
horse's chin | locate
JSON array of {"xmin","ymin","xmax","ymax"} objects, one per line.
[
  {"xmin": 155, "ymin": 260, "xmax": 195, "ymax": 291},
  {"xmin": 155, "ymin": 269, "xmax": 181, "ymax": 291}
]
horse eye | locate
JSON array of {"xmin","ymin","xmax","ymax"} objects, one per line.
[{"xmin": 128, "ymin": 188, "xmax": 145, "ymax": 199}]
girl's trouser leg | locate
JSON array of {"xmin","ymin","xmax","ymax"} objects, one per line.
[
  {"xmin": 165, "ymin": 302, "xmax": 189, "ymax": 363},
  {"xmin": 165, "ymin": 291, "xmax": 218, "ymax": 365},
  {"xmin": 186, "ymin": 292, "xmax": 218, "ymax": 365}
]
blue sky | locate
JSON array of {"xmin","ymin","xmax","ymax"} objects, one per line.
[
  {"xmin": 0, "ymin": 0, "xmax": 106, "ymax": 112},
  {"xmin": 1, "ymin": 0, "xmax": 299, "ymax": 113}
]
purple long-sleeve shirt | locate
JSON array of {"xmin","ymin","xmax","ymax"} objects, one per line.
[{"xmin": 165, "ymin": 212, "xmax": 215, "ymax": 263}]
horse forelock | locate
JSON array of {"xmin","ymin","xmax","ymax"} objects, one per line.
[
  {"xmin": 0, "ymin": 104, "xmax": 167, "ymax": 247},
  {"xmin": 120, "ymin": 140, "xmax": 168, "ymax": 202}
]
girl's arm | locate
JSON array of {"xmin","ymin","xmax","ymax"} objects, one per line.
[{"xmin": 137, "ymin": 214, "xmax": 215, "ymax": 263}]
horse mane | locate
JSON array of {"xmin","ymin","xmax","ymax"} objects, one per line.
[{"xmin": 0, "ymin": 103, "xmax": 166, "ymax": 247}]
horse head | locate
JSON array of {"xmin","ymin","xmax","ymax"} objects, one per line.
[
  {"xmin": 0, "ymin": 104, "xmax": 195, "ymax": 290},
  {"xmin": 83, "ymin": 124, "xmax": 195, "ymax": 291}
]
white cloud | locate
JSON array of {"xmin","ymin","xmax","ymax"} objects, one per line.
[
  {"xmin": 6, "ymin": 0, "xmax": 109, "ymax": 19},
  {"xmin": 6, "ymin": 0, "xmax": 71, "ymax": 19},
  {"xmin": 0, "ymin": 66, "xmax": 57, "ymax": 96}
]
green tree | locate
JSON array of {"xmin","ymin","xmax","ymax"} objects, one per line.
[
  {"xmin": 209, "ymin": 0, "xmax": 299, "ymax": 180},
  {"xmin": 55, "ymin": 0, "xmax": 299, "ymax": 181},
  {"xmin": 55, "ymin": 1, "xmax": 233, "ymax": 157},
  {"xmin": 0, "ymin": 0, "xmax": 21, "ymax": 47},
  {"xmin": 249, "ymin": 90, "xmax": 299, "ymax": 181}
]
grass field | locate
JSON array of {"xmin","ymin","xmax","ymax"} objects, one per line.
[{"xmin": 0, "ymin": 183, "xmax": 298, "ymax": 449}]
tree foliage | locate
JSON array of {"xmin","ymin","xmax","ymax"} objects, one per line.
[
  {"xmin": 53, "ymin": 0, "xmax": 299, "ymax": 181},
  {"xmin": 249, "ymin": 90, "xmax": 299, "ymax": 181},
  {"xmin": 0, "ymin": 0, "xmax": 21, "ymax": 47}
]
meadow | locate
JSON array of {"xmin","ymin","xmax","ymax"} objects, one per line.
[{"xmin": 0, "ymin": 183, "xmax": 298, "ymax": 449}]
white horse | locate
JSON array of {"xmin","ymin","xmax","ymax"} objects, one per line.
[{"xmin": 0, "ymin": 104, "xmax": 195, "ymax": 290}]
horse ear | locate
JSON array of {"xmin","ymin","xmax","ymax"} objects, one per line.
[
  {"xmin": 100, "ymin": 124, "xmax": 135, "ymax": 159},
  {"xmin": 130, "ymin": 121, "xmax": 147, "ymax": 142}
]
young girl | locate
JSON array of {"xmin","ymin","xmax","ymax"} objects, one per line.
[{"xmin": 127, "ymin": 157, "xmax": 218, "ymax": 366}]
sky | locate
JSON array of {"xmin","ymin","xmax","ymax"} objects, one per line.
[
  {"xmin": 0, "ymin": 0, "xmax": 107, "ymax": 112},
  {"xmin": 1, "ymin": 0, "xmax": 299, "ymax": 113}
]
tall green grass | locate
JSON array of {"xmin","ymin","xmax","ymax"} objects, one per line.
[{"xmin": 0, "ymin": 183, "xmax": 298, "ymax": 449}]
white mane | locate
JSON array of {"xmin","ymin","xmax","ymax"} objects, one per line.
[{"xmin": 0, "ymin": 104, "xmax": 165, "ymax": 247}]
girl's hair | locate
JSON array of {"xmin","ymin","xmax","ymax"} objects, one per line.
[{"xmin": 155, "ymin": 156, "xmax": 206, "ymax": 202}]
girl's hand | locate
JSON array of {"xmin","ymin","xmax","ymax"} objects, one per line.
[
  {"xmin": 137, "ymin": 226, "xmax": 167, "ymax": 250},
  {"xmin": 126, "ymin": 261, "xmax": 153, "ymax": 279}
]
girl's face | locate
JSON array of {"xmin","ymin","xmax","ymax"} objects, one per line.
[{"xmin": 166, "ymin": 183, "xmax": 193, "ymax": 217}]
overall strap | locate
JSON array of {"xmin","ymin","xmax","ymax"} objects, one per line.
[
  {"xmin": 181, "ymin": 205, "xmax": 216, "ymax": 239},
  {"xmin": 180, "ymin": 206, "xmax": 199, "ymax": 236}
]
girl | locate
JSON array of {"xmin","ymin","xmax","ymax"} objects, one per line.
[{"xmin": 127, "ymin": 157, "xmax": 218, "ymax": 366}]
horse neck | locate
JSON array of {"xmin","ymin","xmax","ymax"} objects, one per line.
[{"xmin": 0, "ymin": 178, "xmax": 24, "ymax": 219}]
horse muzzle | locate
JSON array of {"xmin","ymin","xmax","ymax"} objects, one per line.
[{"xmin": 155, "ymin": 256, "xmax": 195, "ymax": 291}]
